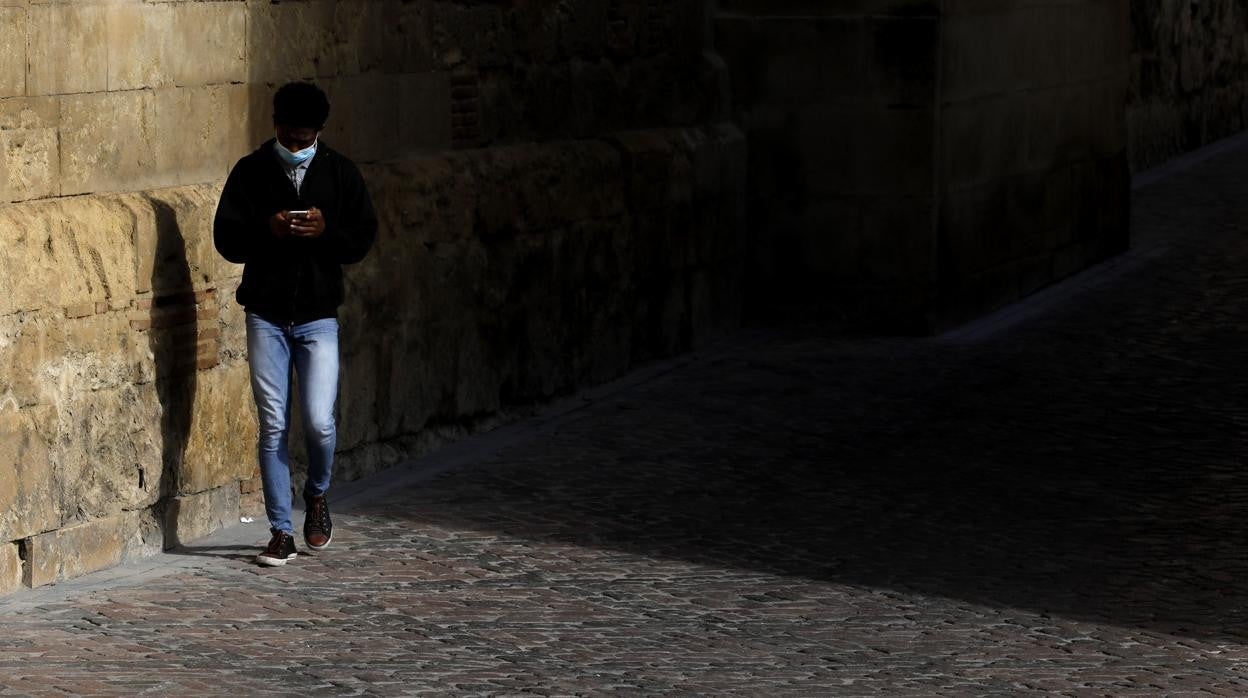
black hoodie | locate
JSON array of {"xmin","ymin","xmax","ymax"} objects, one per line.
[{"xmin": 213, "ymin": 139, "xmax": 378, "ymax": 325}]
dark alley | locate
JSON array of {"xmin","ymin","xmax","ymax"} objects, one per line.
[{"xmin": 0, "ymin": 140, "xmax": 1246, "ymax": 694}]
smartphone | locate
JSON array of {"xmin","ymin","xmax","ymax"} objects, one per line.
[{"xmin": 288, "ymin": 210, "xmax": 310, "ymax": 219}]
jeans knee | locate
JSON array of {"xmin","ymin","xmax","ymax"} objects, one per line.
[
  {"xmin": 306, "ymin": 414, "xmax": 335, "ymax": 442},
  {"xmin": 257, "ymin": 421, "xmax": 289, "ymax": 451}
]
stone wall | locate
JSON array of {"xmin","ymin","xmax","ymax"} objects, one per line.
[
  {"xmin": 1129, "ymin": 0, "xmax": 1248, "ymax": 171},
  {"xmin": 717, "ymin": 0, "xmax": 1130, "ymax": 331},
  {"xmin": 937, "ymin": 0, "xmax": 1130, "ymax": 327},
  {"xmin": 0, "ymin": 1, "xmax": 745, "ymax": 591}
]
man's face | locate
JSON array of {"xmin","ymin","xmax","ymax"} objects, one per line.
[{"xmin": 275, "ymin": 124, "xmax": 319, "ymax": 152}]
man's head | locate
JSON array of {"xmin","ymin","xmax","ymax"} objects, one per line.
[{"xmin": 273, "ymin": 82, "xmax": 330, "ymax": 152}]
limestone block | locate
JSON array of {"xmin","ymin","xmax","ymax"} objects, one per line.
[
  {"xmin": 57, "ymin": 383, "xmax": 162, "ymax": 519},
  {"xmin": 0, "ymin": 406, "xmax": 59, "ymax": 542},
  {"xmin": 60, "ymin": 90, "xmax": 155, "ymax": 195},
  {"xmin": 940, "ymin": 182, "xmax": 1010, "ymax": 278},
  {"xmin": 868, "ymin": 15, "xmax": 937, "ymax": 107},
  {"xmin": 27, "ymin": 4, "xmax": 108, "ymax": 96},
  {"xmin": 365, "ymin": 155, "xmax": 476, "ymax": 245},
  {"xmin": 465, "ymin": 140, "xmax": 625, "ymax": 249},
  {"xmin": 23, "ymin": 512, "xmax": 138, "ymax": 588},
  {"xmin": 0, "ymin": 125, "xmax": 58, "ymax": 203},
  {"xmin": 126, "ymin": 506, "xmax": 166, "ymax": 562},
  {"xmin": 106, "ymin": 3, "xmax": 175, "ymax": 91},
  {"xmin": 1091, "ymin": 76, "xmax": 1128, "ymax": 158},
  {"xmin": 1012, "ymin": 6, "xmax": 1066, "ymax": 91},
  {"xmin": 331, "ymin": 0, "xmax": 402, "ymax": 75},
  {"xmin": 424, "ymin": 2, "xmax": 513, "ymax": 69},
  {"xmin": 217, "ymin": 284, "xmax": 247, "ymax": 362},
  {"xmin": 394, "ymin": 2, "xmax": 436, "ymax": 73},
  {"xmin": 0, "ymin": 543, "xmax": 21, "ymax": 596},
  {"xmin": 0, "ymin": 96, "xmax": 59, "ymax": 202},
  {"xmin": 689, "ymin": 122, "xmax": 747, "ymax": 199},
  {"xmin": 558, "ymin": 0, "xmax": 610, "ymax": 59},
  {"xmin": 246, "ymin": 1, "xmax": 338, "ymax": 84},
  {"xmin": 170, "ymin": 2, "xmax": 246, "ymax": 86},
  {"xmin": 337, "ymin": 340, "xmax": 381, "ymax": 452},
  {"xmin": 163, "ymin": 484, "xmax": 239, "ymax": 549},
  {"xmin": 398, "ymin": 72, "xmax": 452, "ymax": 156},
  {"xmin": 940, "ymin": 12, "xmax": 1012, "ymax": 103},
  {"xmin": 244, "ymin": 84, "xmax": 273, "ymax": 155},
  {"xmin": 0, "ymin": 8, "xmax": 26, "ymax": 98},
  {"xmin": 240, "ymin": 489, "xmax": 265, "ymax": 521},
  {"xmin": 150, "ymin": 86, "xmax": 244, "ymax": 187},
  {"xmin": 0, "ymin": 314, "xmax": 65, "ymax": 407},
  {"xmin": 1067, "ymin": 0, "xmax": 1125, "ymax": 84},
  {"xmin": 374, "ymin": 318, "xmax": 443, "ymax": 438},
  {"xmin": 180, "ymin": 362, "xmax": 256, "ymax": 495},
  {"xmin": 0, "ymin": 196, "xmax": 141, "ymax": 314},
  {"xmin": 940, "ymin": 96, "xmax": 1027, "ymax": 188},
  {"xmin": 140, "ymin": 183, "xmax": 227, "ymax": 291},
  {"xmin": 612, "ymin": 129, "xmax": 693, "ymax": 208},
  {"xmin": 63, "ymin": 312, "xmax": 153, "ymax": 392},
  {"xmin": 223, "ymin": 82, "xmax": 253, "ymax": 167},
  {"xmin": 321, "ymin": 74, "xmax": 400, "ymax": 164}
]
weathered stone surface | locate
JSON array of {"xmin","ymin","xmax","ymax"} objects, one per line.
[
  {"xmin": 0, "ymin": 8, "xmax": 25, "ymax": 99},
  {"xmin": 0, "ymin": 543, "xmax": 20, "ymax": 595},
  {"xmin": 0, "ymin": 0, "xmax": 743, "ymax": 592},
  {"xmin": 27, "ymin": 4, "xmax": 108, "ymax": 96},
  {"xmin": 321, "ymin": 73, "xmax": 401, "ymax": 164},
  {"xmin": 0, "ymin": 406, "xmax": 58, "ymax": 542},
  {"xmin": 398, "ymin": 72, "xmax": 452, "ymax": 155},
  {"xmin": 105, "ymin": 3, "xmax": 176, "ymax": 91},
  {"xmin": 0, "ymin": 97, "xmax": 59, "ymax": 203},
  {"xmin": 246, "ymin": 1, "xmax": 339, "ymax": 84},
  {"xmin": 0, "ymin": 315, "xmax": 65, "ymax": 408},
  {"xmin": 181, "ymin": 362, "xmax": 256, "ymax": 495},
  {"xmin": 24, "ymin": 512, "xmax": 138, "ymax": 588},
  {"xmin": 62, "ymin": 311, "xmax": 152, "ymax": 392},
  {"xmin": 149, "ymin": 86, "xmax": 246, "ymax": 188},
  {"xmin": 140, "ymin": 184, "xmax": 226, "ymax": 291},
  {"xmin": 171, "ymin": 2, "xmax": 247, "ymax": 87},
  {"xmin": 59, "ymin": 90, "xmax": 154, "ymax": 195},
  {"xmin": 718, "ymin": 1, "xmax": 1128, "ymax": 330},
  {"xmin": 58, "ymin": 383, "xmax": 162, "ymax": 519},
  {"xmin": 163, "ymin": 485, "xmax": 240, "ymax": 549},
  {"xmin": 0, "ymin": 196, "xmax": 140, "ymax": 314},
  {"xmin": 1129, "ymin": 0, "xmax": 1248, "ymax": 171}
]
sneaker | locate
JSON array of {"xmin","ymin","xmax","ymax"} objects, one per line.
[
  {"xmin": 256, "ymin": 531, "xmax": 297, "ymax": 567},
  {"xmin": 303, "ymin": 494, "xmax": 333, "ymax": 552}
]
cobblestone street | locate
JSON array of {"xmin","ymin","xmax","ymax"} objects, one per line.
[{"xmin": 0, "ymin": 145, "xmax": 1247, "ymax": 695}]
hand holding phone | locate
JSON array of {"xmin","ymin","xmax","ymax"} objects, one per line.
[{"xmin": 289, "ymin": 207, "xmax": 324, "ymax": 238}]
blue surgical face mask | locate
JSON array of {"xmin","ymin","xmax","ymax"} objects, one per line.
[{"xmin": 275, "ymin": 139, "xmax": 317, "ymax": 167}]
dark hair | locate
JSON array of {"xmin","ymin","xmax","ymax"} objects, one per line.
[{"xmin": 273, "ymin": 82, "xmax": 330, "ymax": 129}]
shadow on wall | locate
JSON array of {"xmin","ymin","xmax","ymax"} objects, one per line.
[{"xmin": 144, "ymin": 199, "xmax": 197, "ymax": 547}]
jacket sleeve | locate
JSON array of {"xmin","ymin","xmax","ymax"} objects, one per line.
[
  {"xmin": 214, "ymin": 159, "xmax": 273, "ymax": 264},
  {"xmin": 318, "ymin": 159, "xmax": 378, "ymax": 265}
]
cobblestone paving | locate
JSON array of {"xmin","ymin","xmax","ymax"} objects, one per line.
[{"xmin": 1, "ymin": 153, "xmax": 1248, "ymax": 695}]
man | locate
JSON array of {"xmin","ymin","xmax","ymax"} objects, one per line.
[{"xmin": 213, "ymin": 82, "xmax": 377, "ymax": 566}]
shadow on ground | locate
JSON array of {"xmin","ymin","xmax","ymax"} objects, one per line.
[{"xmin": 347, "ymin": 151, "xmax": 1248, "ymax": 643}]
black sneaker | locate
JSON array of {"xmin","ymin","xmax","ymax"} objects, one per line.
[
  {"xmin": 256, "ymin": 531, "xmax": 297, "ymax": 566},
  {"xmin": 303, "ymin": 494, "xmax": 333, "ymax": 552}
]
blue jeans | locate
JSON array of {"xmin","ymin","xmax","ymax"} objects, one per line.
[{"xmin": 246, "ymin": 313, "xmax": 339, "ymax": 535}]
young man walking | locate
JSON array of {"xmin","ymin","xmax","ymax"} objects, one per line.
[{"xmin": 213, "ymin": 82, "xmax": 378, "ymax": 566}]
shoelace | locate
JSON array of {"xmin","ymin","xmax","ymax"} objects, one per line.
[
  {"xmin": 307, "ymin": 499, "xmax": 329, "ymax": 532},
  {"xmin": 266, "ymin": 534, "xmax": 288, "ymax": 554}
]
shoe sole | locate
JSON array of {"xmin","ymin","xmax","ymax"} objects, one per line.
[
  {"xmin": 305, "ymin": 534, "xmax": 332, "ymax": 552},
  {"xmin": 255, "ymin": 552, "xmax": 297, "ymax": 567}
]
